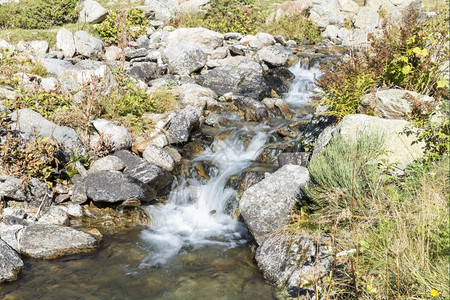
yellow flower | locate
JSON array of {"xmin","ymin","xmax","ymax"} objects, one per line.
[
  {"xmin": 367, "ymin": 284, "xmax": 378, "ymax": 294},
  {"xmin": 430, "ymin": 289, "xmax": 439, "ymax": 297}
]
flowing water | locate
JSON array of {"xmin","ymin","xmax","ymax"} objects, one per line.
[{"xmin": 0, "ymin": 61, "xmax": 320, "ymax": 299}]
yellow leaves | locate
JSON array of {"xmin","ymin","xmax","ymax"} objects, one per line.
[{"xmin": 412, "ymin": 47, "xmax": 429, "ymax": 58}]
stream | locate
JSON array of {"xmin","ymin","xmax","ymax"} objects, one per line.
[{"xmin": 0, "ymin": 61, "xmax": 320, "ymax": 299}]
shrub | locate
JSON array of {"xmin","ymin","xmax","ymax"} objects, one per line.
[
  {"xmin": 0, "ymin": 112, "xmax": 60, "ymax": 186},
  {"xmin": 95, "ymin": 8, "xmax": 149, "ymax": 46},
  {"xmin": 0, "ymin": 0, "xmax": 78, "ymax": 29},
  {"xmin": 174, "ymin": 0, "xmax": 265, "ymax": 35},
  {"xmin": 263, "ymin": 12, "xmax": 322, "ymax": 44},
  {"xmin": 314, "ymin": 4, "xmax": 449, "ymax": 120}
]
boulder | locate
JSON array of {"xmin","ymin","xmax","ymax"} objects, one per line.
[
  {"xmin": 239, "ymin": 165, "xmax": 310, "ymax": 244},
  {"xmin": 15, "ymin": 73, "xmax": 58, "ymax": 92},
  {"xmin": 17, "ymin": 40, "xmax": 48, "ymax": 57},
  {"xmin": 10, "ymin": 108, "xmax": 86, "ymax": 156},
  {"xmin": 129, "ymin": 62, "xmax": 164, "ymax": 83},
  {"xmin": 257, "ymin": 45, "xmax": 292, "ymax": 67},
  {"xmin": 164, "ymin": 105, "xmax": 202, "ymax": 144},
  {"xmin": 113, "ymin": 150, "xmax": 174, "ymax": 195},
  {"xmin": 163, "ymin": 41, "xmax": 207, "ymax": 75},
  {"xmin": 145, "ymin": 0, "xmax": 179, "ymax": 21},
  {"xmin": 125, "ymin": 48, "xmax": 148, "ymax": 61},
  {"xmin": 177, "ymin": 83, "xmax": 217, "ymax": 108},
  {"xmin": 359, "ymin": 89, "xmax": 435, "ymax": 120},
  {"xmin": 71, "ymin": 175, "xmax": 88, "ymax": 204},
  {"xmin": 89, "ymin": 155, "xmax": 126, "ymax": 172},
  {"xmin": 105, "ymin": 46, "xmax": 123, "ymax": 61},
  {"xmin": 165, "ymin": 27, "xmax": 224, "ymax": 50},
  {"xmin": 74, "ymin": 31, "xmax": 105, "ymax": 59},
  {"xmin": 354, "ymin": 7, "xmax": 380, "ymax": 32},
  {"xmin": 234, "ymin": 97, "xmax": 269, "ymax": 123},
  {"xmin": 0, "ymin": 39, "xmax": 15, "ymax": 52},
  {"xmin": 0, "ymin": 176, "xmax": 27, "ymax": 201},
  {"xmin": 338, "ymin": 0, "xmax": 359, "ymax": 14},
  {"xmin": 10, "ymin": 224, "xmax": 99, "ymax": 259},
  {"xmin": 309, "ymin": 0, "xmax": 344, "ymax": 28},
  {"xmin": 91, "ymin": 119, "xmax": 133, "ymax": 151},
  {"xmin": 264, "ymin": 67, "xmax": 295, "ymax": 95},
  {"xmin": 0, "ymin": 239, "xmax": 24, "ymax": 283},
  {"xmin": 248, "ymin": 33, "xmax": 276, "ymax": 50},
  {"xmin": 255, "ymin": 233, "xmax": 332, "ymax": 289},
  {"xmin": 312, "ymin": 114, "xmax": 425, "ymax": 170},
  {"xmin": 278, "ymin": 152, "xmax": 311, "ymax": 167},
  {"xmin": 38, "ymin": 58, "xmax": 79, "ymax": 77},
  {"xmin": 56, "ymin": 27, "xmax": 76, "ymax": 58},
  {"xmin": 37, "ymin": 206, "xmax": 69, "ymax": 226},
  {"xmin": 196, "ymin": 59, "xmax": 269, "ymax": 100},
  {"xmin": 85, "ymin": 170, "xmax": 149, "ymax": 203},
  {"xmin": 142, "ymin": 144, "xmax": 175, "ymax": 171},
  {"xmin": 78, "ymin": 0, "xmax": 108, "ymax": 24}
]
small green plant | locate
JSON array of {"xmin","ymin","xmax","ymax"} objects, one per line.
[
  {"xmin": 95, "ymin": 8, "xmax": 149, "ymax": 46},
  {"xmin": 0, "ymin": 0, "xmax": 78, "ymax": 29},
  {"xmin": 64, "ymin": 152, "xmax": 90, "ymax": 178},
  {"xmin": 0, "ymin": 113, "xmax": 60, "ymax": 187}
]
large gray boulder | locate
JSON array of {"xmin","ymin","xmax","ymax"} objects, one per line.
[
  {"xmin": 113, "ymin": 150, "xmax": 174, "ymax": 195},
  {"xmin": 255, "ymin": 233, "xmax": 332, "ymax": 289},
  {"xmin": 239, "ymin": 165, "xmax": 310, "ymax": 245},
  {"xmin": 309, "ymin": 0, "xmax": 344, "ymax": 28},
  {"xmin": 74, "ymin": 31, "xmax": 105, "ymax": 59},
  {"xmin": 10, "ymin": 108, "xmax": 86, "ymax": 156},
  {"xmin": 164, "ymin": 27, "xmax": 224, "ymax": 50},
  {"xmin": 312, "ymin": 114, "xmax": 425, "ymax": 170},
  {"xmin": 129, "ymin": 62, "xmax": 164, "ymax": 83},
  {"xmin": 17, "ymin": 40, "xmax": 49, "ymax": 57},
  {"xmin": 8, "ymin": 224, "xmax": 99, "ymax": 259},
  {"xmin": 163, "ymin": 41, "xmax": 207, "ymax": 75},
  {"xmin": 354, "ymin": 7, "xmax": 380, "ymax": 32},
  {"xmin": 196, "ymin": 59, "xmax": 269, "ymax": 100},
  {"xmin": 0, "ymin": 239, "xmax": 24, "ymax": 283},
  {"xmin": 38, "ymin": 58, "xmax": 79, "ymax": 77},
  {"xmin": 359, "ymin": 89, "xmax": 435, "ymax": 120},
  {"xmin": 56, "ymin": 28, "xmax": 76, "ymax": 58},
  {"xmin": 177, "ymin": 83, "xmax": 217, "ymax": 108},
  {"xmin": 89, "ymin": 155, "xmax": 125, "ymax": 173},
  {"xmin": 85, "ymin": 170, "xmax": 149, "ymax": 203},
  {"xmin": 78, "ymin": 0, "xmax": 108, "ymax": 24},
  {"xmin": 91, "ymin": 119, "xmax": 133, "ymax": 152}
]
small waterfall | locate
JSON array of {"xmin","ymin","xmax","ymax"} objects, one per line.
[
  {"xmin": 139, "ymin": 125, "xmax": 269, "ymax": 267},
  {"xmin": 283, "ymin": 61, "xmax": 321, "ymax": 108}
]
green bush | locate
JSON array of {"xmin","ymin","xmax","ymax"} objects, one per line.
[
  {"xmin": 95, "ymin": 8, "xmax": 149, "ymax": 46},
  {"xmin": 263, "ymin": 12, "xmax": 322, "ymax": 44},
  {"xmin": 0, "ymin": 0, "xmax": 78, "ymax": 29},
  {"xmin": 315, "ymin": 4, "xmax": 449, "ymax": 121}
]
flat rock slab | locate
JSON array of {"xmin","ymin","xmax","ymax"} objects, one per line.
[
  {"xmin": 85, "ymin": 170, "xmax": 148, "ymax": 203},
  {"xmin": 17, "ymin": 224, "xmax": 99, "ymax": 259},
  {"xmin": 0, "ymin": 239, "xmax": 24, "ymax": 283}
]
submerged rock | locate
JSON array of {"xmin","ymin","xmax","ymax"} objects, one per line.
[
  {"xmin": 255, "ymin": 233, "xmax": 332, "ymax": 290},
  {"xmin": 234, "ymin": 97, "xmax": 269, "ymax": 123},
  {"xmin": 0, "ymin": 239, "xmax": 24, "ymax": 283},
  {"xmin": 239, "ymin": 165, "xmax": 310, "ymax": 245}
]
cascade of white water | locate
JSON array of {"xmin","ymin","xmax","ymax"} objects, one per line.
[
  {"xmin": 283, "ymin": 61, "xmax": 321, "ymax": 108},
  {"xmin": 139, "ymin": 126, "xmax": 269, "ymax": 267},
  {"xmin": 139, "ymin": 60, "xmax": 319, "ymax": 268}
]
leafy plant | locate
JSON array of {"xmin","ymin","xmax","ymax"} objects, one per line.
[
  {"xmin": 95, "ymin": 8, "xmax": 149, "ymax": 46},
  {"xmin": 0, "ymin": 0, "xmax": 78, "ymax": 29},
  {"xmin": 263, "ymin": 12, "xmax": 322, "ymax": 44},
  {"xmin": 0, "ymin": 112, "xmax": 60, "ymax": 186}
]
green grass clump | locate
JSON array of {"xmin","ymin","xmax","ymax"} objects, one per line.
[
  {"xmin": 301, "ymin": 131, "xmax": 449, "ymax": 298},
  {"xmin": 95, "ymin": 8, "xmax": 149, "ymax": 46},
  {"xmin": 0, "ymin": 0, "xmax": 78, "ymax": 29}
]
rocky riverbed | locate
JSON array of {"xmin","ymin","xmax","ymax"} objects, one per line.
[{"xmin": 0, "ymin": 0, "xmax": 436, "ymax": 297}]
